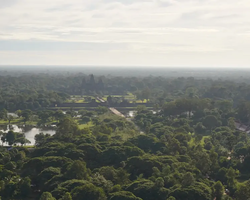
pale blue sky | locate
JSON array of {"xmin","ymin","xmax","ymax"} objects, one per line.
[{"xmin": 0, "ymin": 0, "xmax": 250, "ymax": 67}]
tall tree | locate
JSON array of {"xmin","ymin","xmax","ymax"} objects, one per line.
[
  {"xmin": 21, "ymin": 109, "xmax": 32, "ymax": 123},
  {"xmin": 213, "ymin": 181, "xmax": 224, "ymax": 200},
  {"xmin": 20, "ymin": 177, "xmax": 31, "ymax": 198},
  {"xmin": 6, "ymin": 131, "xmax": 16, "ymax": 146},
  {"xmin": 66, "ymin": 160, "xmax": 89, "ymax": 180},
  {"xmin": 71, "ymin": 183, "xmax": 106, "ymax": 200},
  {"xmin": 203, "ymin": 115, "xmax": 221, "ymax": 131},
  {"xmin": 182, "ymin": 172, "xmax": 195, "ymax": 187},
  {"xmin": 39, "ymin": 192, "xmax": 56, "ymax": 200},
  {"xmin": 56, "ymin": 117, "xmax": 79, "ymax": 137},
  {"xmin": 235, "ymin": 181, "xmax": 250, "ymax": 200},
  {"xmin": 0, "ymin": 109, "xmax": 7, "ymax": 120},
  {"xmin": 60, "ymin": 192, "xmax": 72, "ymax": 200}
]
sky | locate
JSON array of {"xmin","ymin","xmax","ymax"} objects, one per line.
[{"xmin": 0, "ymin": 0, "xmax": 250, "ymax": 67}]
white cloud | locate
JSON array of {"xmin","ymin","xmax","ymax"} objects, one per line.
[{"xmin": 0, "ymin": 0, "xmax": 250, "ymax": 67}]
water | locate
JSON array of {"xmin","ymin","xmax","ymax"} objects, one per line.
[
  {"xmin": 7, "ymin": 113, "xmax": 18, "ymax": 118},
  {"xmin": 0, "ymin": 125, "xmax": 56, "ymax": 146},
  {"xmin": 126, "ymin": 110, "xmax": 158, "ymax": 117},
  {"xmin": 128, "ymin": 111, "xmax": 136, "ymax": 117}
]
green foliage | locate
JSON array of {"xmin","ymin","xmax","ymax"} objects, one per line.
[
  {"xmin": 100, "ymin": 146, "xmax": 144, "ymax": 167},
  {"xmin": 60, "ymin": 192, "xmax": 72, "ymax": 200},
  {"xmin": 66, "ymin": 160, "xmax": 89, "ymax": 180},
  {"xmin": 71, "ymin": 183, "xmax": 107, "ymax": 200},
  {"xmin": 129, "ymin": 135, "xmax": 164, "ymax": 153},
  {"xmin": 40, "ymin": 192, "xmax": 56, "ymax": 200},
  {"xmin": 181, "ymin": 172, "xmax": 195, "ymax": 187},
  {"xmin": 23, "ymin": 156, "xmax": 73, "ymax": 178},
  {"xmin": 213, "ymin": 181, "xmax": 224, "ymax": 200},
  {"xmin": 56, "ymin": 179, "xmax": 89, "ymax": 193},
  {"xmin": 1, "ymin": 73, "xmax": 250, "ymax": 200},
  {"xmin": 109, "ymin": 191, "xmax": 142, "ymax": 200},
  {"xmin": 98, "ymin": 166, "xmax": 130, "ymax": 185},
  {"xmin": 194, "ymin": 122, "xmax": 206, "ymax": 135},
  {"xmin": 56, "ymin": 117, "xmax": 79, "ymax": 137},
  {"xmin": 126, "ymin": 156, "xmax": 163, "ymax": 179},
  {"xmin": 35, "ymin": 132, "xmax": 52, "ymax": 146},
  {"xmin": 126, "ymin": 179, "xmax": 169, "ymax": 200},
  {"xmin": 203, "ymin": 115, "xmax": 221, "ymax": 131},
  {"xmin": 20, "ymin": 177, "xmax": 31, "ymax": 198},
  {"xmin": 170, "ymin": 182, "xmax": 212, "ymax": 200},
  {"xmin": 167, "ymin": 197, "xmax": 176, "ymax": 200},
  {"xmin": 6, "ymin": 131, "xmax": 16, "ymax": 146},
  {"xmin": 0, "ymin": 109, "xmax": 7, "ymax": 120},
  {"xmin": 234, "ymin": 181, "xmax": 250, "ymax": 200},
  {"xmin": 38, "ymin": 167, "xmax": 61, "ymax": 188},
  {"xmin": 21, "ymin": 110, "xmax": 32, "ymax": 122}
]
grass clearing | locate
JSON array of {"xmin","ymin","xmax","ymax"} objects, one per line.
[
  {"xmin": 75, "ymin": 100, "xmax": 85, "ymax": 103},
  {"xmin": 103, "ymin": 93, "xmax": 136, "ymax": 100},
  {"xmin": 70, "ymin": 95, "xmax": 90, "ymax": 98},
  {"xmin": 127, "ymin": 92, "xmax": 134, "ymax": 96},
  {"xmin": 68, "ymin": 93, "xmax": 147, "ymax": 105},
  {"xmin": 0, "ymin": 118, "xmax": 20, "ymax": 124},
  {"xmin": 77, "ymin": 120, "xmax": 93, "ymax": 130},
  {"xmin": 67, "ymin": 95, "xmax": 97, "ymax": 103},
  {"xmin": 200, "ymin": 136, "xmax": 210, "ymax": 146},
  {"xmin": 188, "ymin": 135, "xmax": 210, "ymax": 147},
  {"xmin": 188, "ymin": 137, "xmax": 196, "ymax": 147},
  {"xmin": 135, "ymin": 100, "xmax": 148, "ymax": 103},
  {"xmin": 50, "ymin": 107, "xmax": 98, "ymax": 110},
  {"xmin": 66, "ymin": 99, "xmax": 86, "ymax": 103},
  {"xmin": 0, "ymin": 118, "xmax": 38, "ymax": 126}
]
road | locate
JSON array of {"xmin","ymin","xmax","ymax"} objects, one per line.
[
  {"xmin": 96, "ymin": 97, "xmax": 144, "ymax": 135},
  {"xmin": 109, "ymin": 107, "xmax": 125, "ymax": 118},
  {"xmin": 109, "ymin": 106, "xmax": 144, "ymax": 135}
]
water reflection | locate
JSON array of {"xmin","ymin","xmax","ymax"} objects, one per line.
[
  {"xmin": 128, "ymin": 111, "xmax": 136, "ymax": 117},
  {"xmin": 125, "ymin": 110, "xmax": 158, "ymax": 117},
  {"xmin": 0, "ymin": 125, "xmax": 56, "ymax": 145},
  {"xmin": 7, "ymin": 113, "xmax": 18, "ymax": 118}
]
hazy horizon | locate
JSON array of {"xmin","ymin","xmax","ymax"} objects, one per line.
[
  {"xmin": 1, "ymin": 65, "xmax": 250, "ymax": 69},
  {"xmin": 1, "ymin": 65, "xmax": 250, "ymax": 78}
]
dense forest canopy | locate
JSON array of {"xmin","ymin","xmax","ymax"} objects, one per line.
[
  {"xmin": 0, "ymin": 68, "xmax": 250, "ymax": 200},
  {"xmin": 1, "ymin": 72, "xmax": 250, "ymax": 110}
]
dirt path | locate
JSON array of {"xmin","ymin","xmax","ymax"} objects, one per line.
[
  {"xmin": 99, "ymin": 97, "xmax": 145, "ymax": 135},
  {"xmin": 109, "ymin": 107, "xmax": 125, "ymax": 118}
]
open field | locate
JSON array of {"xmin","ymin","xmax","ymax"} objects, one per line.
[
  {"xmin": 64, "ymin": 93, "xmax": 150, "ymax": 106},
  {"xmin": 0, "ymin": 119, "xmax": 20, "ymax": 125},
  {"xmin": 78, "ymin": 122, "xmax": 93, "ymax": 129},
  {"xmin": 103, "ymin": 93, "xmax": 135, "ymax": 99},
  {"xmin": 66, "ymin": 95, "xmax": 101, "ymax": 103},
  {"xmin": 49, "ymin": 107, "xmax": 99, "ymax": 110},
  {"xmin": 0, "ymin": 118, "xmax": 38, "ymax": 126},
  {"xmin": 188, "ymin": 134, "xmax": 210, "ymax": 147}
]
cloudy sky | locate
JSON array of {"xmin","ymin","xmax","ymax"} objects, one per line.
[{"xmin": 0, "ymin": 0, "xmax": 250, "ymax": 67}]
